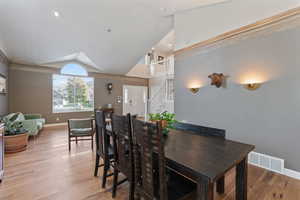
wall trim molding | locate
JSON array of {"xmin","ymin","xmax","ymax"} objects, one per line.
[
  {"xmin": 284, "ymin": 168, "xmax": 300, "ymax": 180},
  {"xmin": 248, "ymin": 151, "xmax": 300, "ymax": 180},
  {"xmin": 44, "ymin": 123, "xmax": 67, "ymax": 128},
  {"xmin": 0, "ymin": 170, "xmax": 4, "ymax": 181},
  {"xmin": 175, "ymin": 6, "xmax": 300, "ymax": 55},
  {"xmin": 249, "ymin": 163, "xmax": 300, "ymax": 180},
  {"xmin": 9, "ymin": 62, "xmax": 148, "ymax": 82}
]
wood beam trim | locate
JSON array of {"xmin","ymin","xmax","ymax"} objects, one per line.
[{"xmin": 175, "ymin": 6, "xmax": 300, "ymax": 55}]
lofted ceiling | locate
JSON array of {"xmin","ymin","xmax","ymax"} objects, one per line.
[
  {"xmin": 0, "ymin": 0, "xmax": 229, "ymax": 74},
  {"xmin": 153, "ymin": 30, "xmax": 175, "ymax": 55}
]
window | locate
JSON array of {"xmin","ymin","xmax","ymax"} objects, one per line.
[
  {"xmin": 61, "ymin": 63, "xmax": 88, "ymax": 76},
  {"xmin": 52, "ymin": 74, "xmax": 94, "ymax": 113}
]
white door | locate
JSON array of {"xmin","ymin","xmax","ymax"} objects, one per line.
[{"xmin": 123, "ymin": 85, "xmax": 148, "ymax": 117}]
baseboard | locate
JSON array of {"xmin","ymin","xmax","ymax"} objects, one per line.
[
  {"xmin": 0, "ymin": 170, "xmax": 4, "ymax": 181},
  {"xmin": 44, "ymin": 122, "xmax": 67, "ymax": 128},
  {"xmin": 283, "ymin": 168, "xmax": 300, "ymax": 180},
  {"xmin": 248, "ymin": 151, "xmax": 300, "ymax": 180}
]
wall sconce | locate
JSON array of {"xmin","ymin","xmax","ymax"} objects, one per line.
[
  {"xmin": 189, "ymin": 87, "xmax": 200, "ymax": 94},
  {"xmin": 107, "ymin": 83, "xmax": 113, "ymax": 94},
  {"xmin": 244, "ymin": 83, "xmax": 261, "ymax": 91}
]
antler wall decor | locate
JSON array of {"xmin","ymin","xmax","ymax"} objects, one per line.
[{"xmin": 208, "ymin": 73, "xmax": 226, "ymax": 88}]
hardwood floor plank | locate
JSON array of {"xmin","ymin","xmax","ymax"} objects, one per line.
[{"xmin": 0, "ymin": 126, "xmax": 299, "ymax": 200}]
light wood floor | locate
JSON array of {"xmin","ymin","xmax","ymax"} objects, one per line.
[{"xmin": 0, "ymin": 126, "xmax": 299, "ymax": 200}]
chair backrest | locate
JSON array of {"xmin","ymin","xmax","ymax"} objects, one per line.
[
  {"xmin": 95, "ymin": 109, "xmax": 106, "ymax": 128},
  {"xmin": 68, "ymin": 119, "xmax": 93, "ymax": 129},
  {"xmin": 103, "ymin": 108, "xmax": 114, "ymax": 120},
  {"xmin": 111, "ymin": 113, "xmax": 134, "ymax": 180},
  {"xmin": 174, "ymin": 122, "xmax": 226, "ymax": 139},
  {"xmin": 94, "ymin": 109, "xmax": 109, "ymax": 158},
  {"xmin": 132, "ymin": 119, "xmax": 167, "ymax": 200}
]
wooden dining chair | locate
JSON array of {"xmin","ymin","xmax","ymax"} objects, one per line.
[
  {"xmin": 111, "ymin": 113, "xmax": 135, "ymax": 199},
  {"xmin": 94, "ymin": 109, "xmax": 114, "ymax": 188},
  {"xmin": 68, "ymin": 118, "xmax": 94, "ymax": 151},
  {"xmin": 132, "ymin": 119, "xmax": 197, "ymax": 200},
  {"xmin": 174, "ymin": 121, "xmax": 226, "ymax": 195}
]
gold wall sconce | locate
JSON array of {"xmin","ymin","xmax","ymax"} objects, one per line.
[
  {"xmin": 244, "ymin": 83, "xmax": 261, "ymax": 91},
  {"xmin": 189, "ymin": 87, "xmax": 200, "ymax": 94}
]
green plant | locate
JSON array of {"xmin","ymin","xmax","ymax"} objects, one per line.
[
  {"xmin": 2, "ymin": 114, "xmax": 27, "ymax": 136},
  {"xmin": 149, "ymin": 111, "xmax": 177, "ymax": 135}
]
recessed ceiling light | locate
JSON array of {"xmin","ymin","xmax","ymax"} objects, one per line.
[
  {"xmin": 53, "ymin": 11, "xmax": 60, "ymax": 18},
  {"xmin": 160, "ymin": 8, "xmax": 167, "ymax": 12},
  {"xmin": 151, "ymin": 47, "xmax": 155, "ymax": 51}
]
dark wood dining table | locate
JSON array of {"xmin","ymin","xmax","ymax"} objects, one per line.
[{"xmin": 164, "ymin": 129, "xmax": 255, "ymax": 200}]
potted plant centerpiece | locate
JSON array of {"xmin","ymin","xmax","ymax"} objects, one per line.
[
  {"xmin": 149, "ymin": 111, "xmax": 177, "ymax": 136},
  {"xmin": 2, "ymin": 116, "xmax": 28, "ymax": 153}
]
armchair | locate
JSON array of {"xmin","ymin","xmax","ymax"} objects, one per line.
[{"xmin": 68, "ymin": 118, "xmax": 95, "ymax": 151}]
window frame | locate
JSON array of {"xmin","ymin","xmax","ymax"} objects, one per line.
[
  {"xmin": 60, "ymin": 63, "xmax": 89, "ymax": 77},
  {"xmin": 52, "ymin": 73, "xmax": 95, "ymax": 114}
]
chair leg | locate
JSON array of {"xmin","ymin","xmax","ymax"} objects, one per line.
[
  {"xmin": 102, "ymin": 162, "xmax": 109, "ymax": 188},
  {"xmin": 112, "ymin": 168, "xmax": 119, "ymax": 198},
  {"xmin": 217, "ymin": 175, "xmax": 225, "ymax": 194},
  {"xmin": 68, "ymin": 137, "xmax": 71, "ymax": 151},
  {"xmin": 129, "ymin": 181, "xmax": 135, "ymax": 200},
  {"xmin": 76, "ymin": 137, "xmax": 78, "ymax": 144},
  {"xmin": 91, "ymin": 135, "xmax": 94, "ymax": 150},
  {"xmin": 94, "ymin": 154, "xmax": 100, "ymax": 177}
]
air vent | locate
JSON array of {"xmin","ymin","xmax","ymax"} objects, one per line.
[{"xmin": 248, "ymin": 152, "xmax": 284, "ymax": 174}]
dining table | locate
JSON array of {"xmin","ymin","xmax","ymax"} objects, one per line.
[
  {"xmin": 164, "ymin": 129, "xmax": 255, "ymax": 200},
  {"xmin": 104, "ymin": 119, "xmax": 254, "ymax": 200}
]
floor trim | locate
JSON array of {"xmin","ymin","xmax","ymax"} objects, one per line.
[
  {"xmin": 44, "ymin": 122, "xmax": 67, "ymax": 127},
  {"xmin": 284, "ymin": 168, "xmax": 300, "ymax": 180},
  {"xmin": 249, "ymin": 162, "xmax": 300, "ymax": 180}
]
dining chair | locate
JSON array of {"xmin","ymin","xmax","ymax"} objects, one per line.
[
  {"xmin": 111, "ymin": 113, "xmax": 134, "ymax": 199},
  {"xmin": 68, "ymin": 118, "xmax": 94, "ymax": 151},
  {"xmin": 174, "ymin": 121, "xmax": 226, "ymax": 194},
  {"xmin": 132, "ymin": 119, "xmax": 197, "ymax": 200},
  {"xmin": 94, "ymin": 109, "xmax": 114, "ymax": 188}
]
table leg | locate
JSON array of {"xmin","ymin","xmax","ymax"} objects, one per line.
[
  {"xmin": 197, "ymin": 176, "xmax": 214, "ymax": 200},
  {"xmin": 236, "ymin": 157, "xmax": 248, "ymax": 200},
  {"xmin": 216, "ymin": 175, "xmax": 225, "ymax": 194}
]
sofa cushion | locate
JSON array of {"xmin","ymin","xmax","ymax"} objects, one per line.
[
  {"xmin": 71, "ymin": 128, "xmax": 93, "ymax": 136},
  {"xmin": 36, "ymin": 118, "xmax": 46, "ymax": 125},
  {"xmin": 37, "ymin": 121, "xmax": 43, "ymax": 130},
  {"xmin": 16, "ymin": 113, "xmax": 25, "ymax": 121}
]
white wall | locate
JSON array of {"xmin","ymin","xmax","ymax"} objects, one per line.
[
  {"xmin": 175, "ymin": 0, "xmax": 300, "ymax": 50},
  {"xmin": 126, "ymin": 64, "xmax": 152, "ymax": 79}
]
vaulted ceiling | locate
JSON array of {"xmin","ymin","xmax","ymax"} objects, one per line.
[{"xmin": 0, "ymin": 0, "xmax": 229, "ymax": 74}]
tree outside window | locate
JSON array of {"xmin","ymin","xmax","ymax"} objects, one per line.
[{"xmin": 52, "ymin": 65, "xmax": 94, "ymax": 113}]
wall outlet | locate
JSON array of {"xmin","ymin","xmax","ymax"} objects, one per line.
[{"xmin": 117, "ymin": 96, "xmax": 122, "ymax": 104}]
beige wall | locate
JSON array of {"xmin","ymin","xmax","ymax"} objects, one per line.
[{"xmin": 8, "ymin": 64, "xmax": 148, "ymax": 124}]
